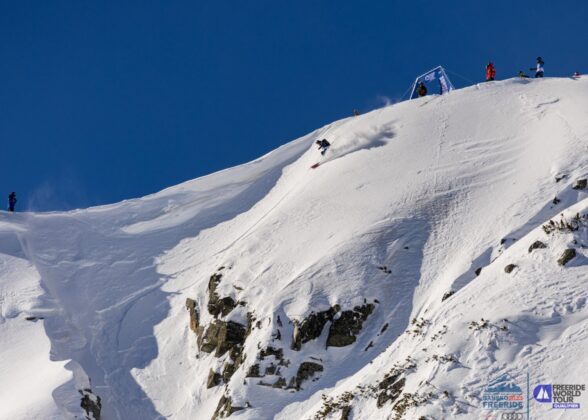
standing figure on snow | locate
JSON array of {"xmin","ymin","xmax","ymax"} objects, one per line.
[
  {"xmin": 417, "ymin": 82, "xmax": 427, "ymax": 97},
  {"xmin": 573, "ymin": 71, "xmax": 581, "ymax": 78},
  {"xmin": 486, "ymin": 62, "xmax": 496, "ymax": 81},
  {"xmin": 531, "ymin": 57, "xmax": 545, "ymax": 78},
  {"xmin": 315, "ymin": 139, "xmax": 331, "ymax": 155},
  {"xmin": 8, "ymin": 192, "xmax": 17, "ymax": 212}
]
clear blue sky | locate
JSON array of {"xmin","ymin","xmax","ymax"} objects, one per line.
[{"xmin": 1, "ymin": 1, "xmax": 586, "ymax": 211}]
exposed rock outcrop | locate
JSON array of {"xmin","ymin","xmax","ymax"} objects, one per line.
[
  {"xmin": 79, "ymin": 388, "xmax": 102, "ymax": 420},
  {"xmin": 572, "ymin": 179, "xmax": 587, "ymax": 190},
  {"xmin": 327, "ymin": 304, "xmax": 375, "ymax": 347},
  {"xmin": 207, "ymin": 273, "xmax": 237, "ymax": 318},
  {"xmin": 504, "ymin": 264, "xmax": 517, "ymax": 273},
  {"xmin": 291, "ymin": 306, "xmax": 339, "ymax": 350},
  {"xmin": 185, "ymin": 298, "xmax": 201, "ymax": 333},
  {"xmin": 246, "ymin": 363, "xmax": 262, "ymax": 377},
  {"xmin": 207, "ymin": 369, "xmax": 222, "ymax": 388},
  {"xmin": 441, "ymin": 290, "xmax": 455, "ymax": 302},
  {"xmin": 212, "ymin": 395, "xmax": 245, "ymax": 420},
  {"xmin": 295, "ymin": 361, "xmax": 324, "ymax": 389},
  {"xmin": 528, "ymin": 240, "xmax": 547, "ymax": 253},
  {"xmin": 198, "ymin": 320, "xmax": 247, "ymax": 358},
  {"xmin": 376, "ymin": 371, "xmax": 405, "ymax": 408},
  {"xmin": 558, "ymin": 249, "xmax": 576, "ymax": 266}
]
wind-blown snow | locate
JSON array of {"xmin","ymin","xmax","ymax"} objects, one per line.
[{"xmin": 0, "ymin": 77, "xmax": 587, "ymax": 420}]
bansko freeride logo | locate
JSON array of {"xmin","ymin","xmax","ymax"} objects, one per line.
[
  {"xmin": 533, "ymin": 383, "xmax": 585, "ymax": 409},
  {"xmin": 482, "ymin": 373, "xmax": 525, "ymax": 411}
]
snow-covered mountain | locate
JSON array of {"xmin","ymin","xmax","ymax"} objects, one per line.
[{"xmin": 1, "ymin": 77, "xmax": 587, "ymax": 420}]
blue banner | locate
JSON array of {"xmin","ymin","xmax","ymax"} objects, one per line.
[{"xmin": 411, "ymin": 66, "xmax": 454, "ymax": 99}]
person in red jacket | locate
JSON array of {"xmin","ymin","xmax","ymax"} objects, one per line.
[{"xmin": 486, "ymin": 62, "xmax": 496, "ymax": 81}]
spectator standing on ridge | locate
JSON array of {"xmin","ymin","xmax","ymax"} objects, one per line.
[
  {"xmin": 8, "ymin": 192, "xmax": 17, "ymax": 212},
  {"xmin": 417, "ymin": 82, "xmax": 427, "ymax": 97},
  {"xmin": 486, "ymin": 62, "xmax": 496, "ymax": 81},
  {"xmin": 531, "ymin": 57, "xmax": 545, "ymax": 78}
]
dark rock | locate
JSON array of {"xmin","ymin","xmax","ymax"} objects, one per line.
[
  {"xmin": 504, "ymin": 264, "xmax": 517, "ymax": 273},
  {"xmin": 364, "ymin": 341, "xmax": 374, "ymax": 351},
  {"xmin": 207, "ymin": 273, "xmax": 237, "ymax": 318},
  {"xmin": 79, "ymin": 389, "xmax": 102, "ymax": 420},
  {"xmin": 198, "ymin": 320, "xmax": 247, "ymax": 358},
  {"xmin": 340, "ymin": 405, "xmax": 352, "ymax": 420},
  {"xmin": 246, "ymin": 364, "xmax": 262, "ymax": 378},
  {"xmin": 291, "ymin": 306, "xmax": 340, "ymax": 350},
  {"xmin": 212, "ymin": 395, "xmax": 245, "ymax": 420},
  {"xmin": 265, "ymin": 364, "xmax": 277, "ymax": 375},
  {"xmin": 555, "ymin": 174, "xmax": 567, "ymax": 183},
  {"xmin": 376, "ymin": 373, "xmax": 405, "ymax": 408},
  {"xmin": 441, "ymin": 290, "xmax": 455, "ymax": 302},
  {"xmin": 295, "ymin": 362, "xmax": 323, "ymax": 389},
  {"xmin": 380, "ymin": 323, "xmax": 389, "ymax": 334},
  {"xmin": 378, "ymin": 265, "xmax": 392, "ymax": 274},
  {"xmin": 528, "ymin": 241, "xmax": 547, "ymax": 253},
  {"xmin": 326, "ymin": 304, "xmax": 374, "ymax": 347},
  {"xmin": 207, "ymin": 369, "xmax": 222, "ymax": 388},
  {"xmin": 573, "ymin": 179, "xmax": 587, "ymax": 190},
  {"xmin": 474, "ymin": 267, "xmax": 482, "ymax": 276},
  {"xmin": 222, "ymin": 362, "xmax": 237, "ymax": 383},
  {"xmin": 24, "ymin": 316, "xmax": 44, "ymax": 322},
  {"xmin": 553, "ymin": 196, "xmax": 561, "ymax": 205},
  {"xmin": 273, "ymin": 377, "xmax": 287, "ymax": 388},
  {"xmin": 207, "ymin": 295, "xmax": 237, "ymax": 318},
  {"xmin": 260, "ymin": 346, "xmax": 283, "ymax": 360},
  {"xmin": 273, "ymin": 329, "xmax": 282, "ymax": 340},
  {"xmin": 185, "ymin": 298, "xmax": 200, "ymax": 333},
  {"xmin": 558, "ymin": 249, "xmax": 576, "ymax": 266}
]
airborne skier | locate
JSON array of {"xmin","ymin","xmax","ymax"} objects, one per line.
[{"xmin": 315, "ymin": 139, "xmax": 331, "ymax": 155}]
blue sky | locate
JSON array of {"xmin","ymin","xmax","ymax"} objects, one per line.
[{"xmin": 1, "ymin": 1, "xmax": 586, "ymax": 211}]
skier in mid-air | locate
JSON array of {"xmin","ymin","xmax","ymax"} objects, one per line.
[
  {"xmin": 531, "ymin": 57, "xmax": 545, "ymax": 78},
  {"xmin": 486, "ymin": 62, "xmax": 496, "ymax": 81},
  {"xmin": 8, "ymin": 192, "xmax": 17, "ymax": 212},
  {"xmin": 315, "ymin": 139, "xmax": 331, "ymax": 155}
]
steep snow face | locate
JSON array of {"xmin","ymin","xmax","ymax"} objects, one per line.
[{"xmin": 0, "ymin": 77, "xmax": 587, "ymax": 420}]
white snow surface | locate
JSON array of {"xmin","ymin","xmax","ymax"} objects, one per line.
[{"xmin": 0, "ymin": 77, "xmax": 587, "ymax": 420}]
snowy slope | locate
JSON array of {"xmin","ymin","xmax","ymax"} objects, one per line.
[{"xmin": 0, "ymin": 77, "xmax": 587, "ymax": 420}]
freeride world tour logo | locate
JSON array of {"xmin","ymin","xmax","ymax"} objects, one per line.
[
  {"xmin": 533, "ymin": 384, "xmax": 552, "ymax": 403},
  {"xmin": 482, "ymin": 373, "xmax": 525, "ymax": 411},
  {"xmin": 533, "ymin": 383, "xmax": 585, "ymax": 409}
]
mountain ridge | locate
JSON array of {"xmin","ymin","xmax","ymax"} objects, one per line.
[{"xmin": 0, "ymin": 77, "xmax": 587, "ymax": 419}]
